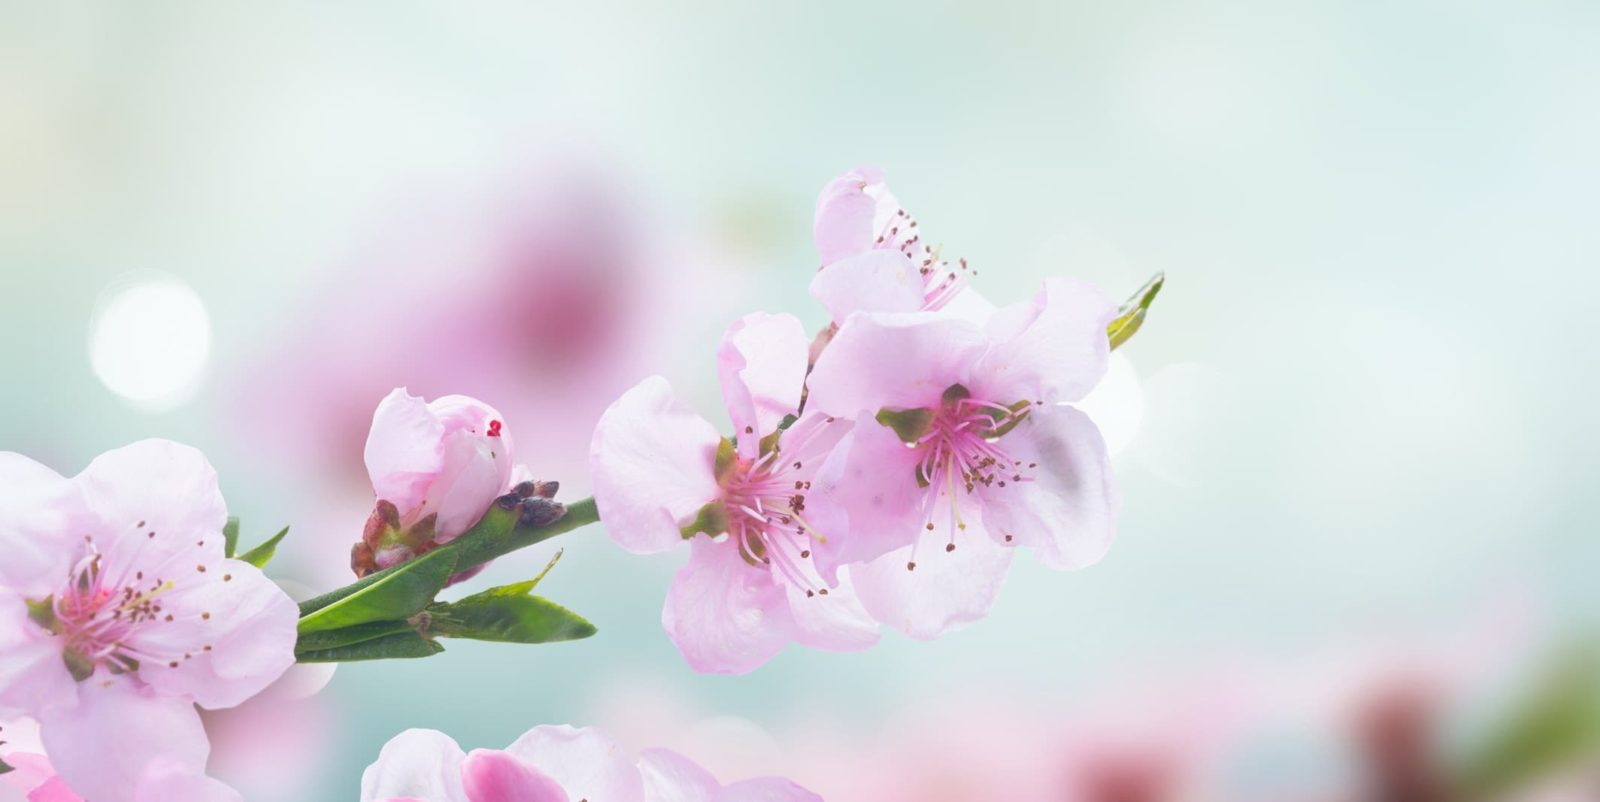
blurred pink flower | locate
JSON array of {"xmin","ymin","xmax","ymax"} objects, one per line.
[
  {"xmin": 590, "ymin": 313, "xmax": 878, "ymax": 674},
  {"xmin": 809, "ymin": 165, "xmax": 986, "ymax": 324},
  {"xmin": 804, "ymin": 278, "xmax": 1118, "ymax": 638},
  {"xmin": 360, "ymin": 725, "xmax": 822, "ymax": 802},
  {"xmin": 0, "ymin": 751, "xmax": 240, "ymax": 802},
  {"xmin": 0, "ymin": 441, "xmax": 296, "ymax": 802}
]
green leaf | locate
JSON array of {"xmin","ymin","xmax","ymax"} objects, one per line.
[
  {"xmin": 876, "ymin": 407, "xmax": 934, "ymax": 444},
  {"xmin": 294, "ymin": 620, "xmax": 414, "ymax": 655},
  {"xmin": 237, "ymin": 526, "xmax": 289, "ymax": 569},
  {"xmin": 1458, "ymin": 643, "xmax": 1600, "ymax": 799},
  {"xmin": 1107, "ymin": 272, "xmax": 1164, "ymax": 350},
  {"xmin": 297, "ymin": 547, "xmax": 459, "ymax": 633},
  {"xmin": 295, "ymin": 630, "xmax": 444, "ymax": 663},
  {"xmin": 223, "ymin": 517, "xmax": 240, "ymax": 558},
  {"xmin": 426, "ymin": 581, "xmax": 596, "ymax": 645}
]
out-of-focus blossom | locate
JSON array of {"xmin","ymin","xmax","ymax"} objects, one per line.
[
  {"xmin": 0, "ymin": 751, "xmax": 241, "ymax": 802},
  {"xmin": 809, "ymin": 166, "xmax": 989, "ymax": 326},
  {"xmin": 804, "ymin": 278, "xmax": 1119, "ymax": 638},
  {"xmin": 0, "ymin": 441, "xmax": 296, "ymax": 802},
  {"xmin": 591, "ymin": 312, "xmax": 878, "ymax": 674},
  {"xmin": 360, "ymin": 725, "xmax": 822, "ymax": 802},
  {"xmin": 353, "ymin": 389, "xmax": 525, "ymax": 580}
]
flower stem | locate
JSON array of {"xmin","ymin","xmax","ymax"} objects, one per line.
[{"xmin": 296, "ymin": 496, "xmax": 600, "ymax": 618}]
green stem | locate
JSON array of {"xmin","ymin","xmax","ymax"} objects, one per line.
[{"xmin": 297, "ymin": 496, "xmax": 599, "ymax": 618}]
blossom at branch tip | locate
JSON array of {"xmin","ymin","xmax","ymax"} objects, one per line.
[
  {"xmin": 0, "ymin": 440, "xmax": 297, "ymax": 802},
  {"xmin": 804, "ymin": 277, "xmax": 1121, "ymax": 638},
  {"xmin": 361, "ymin": 725, "xmax": 822, "ymax": 802},
  {"xmin": 590, "ymin": 312, "xmax": 879, "ymax": 674},
  {"xmin": 809, "ymin": 165, "xmax": 994, "ymax": 327},
  {"xmin": 356, "ymin": 389, "xmax": 533, "ymax": 580}
]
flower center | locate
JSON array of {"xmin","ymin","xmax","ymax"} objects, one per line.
[
  {"xmin": 35, "ymin": 528, "xmax": 218, "ymax": 680},
  {"xmin": 889, "ymin": 386, "xmax": 1038, "ymax": 570},
  {"xmin": 716, "ymin": 417, "xmax": 844, "ymax": 597},
  {"xmin": 871, "ymin": 207, "xmax": 973, "ymax": 311}
]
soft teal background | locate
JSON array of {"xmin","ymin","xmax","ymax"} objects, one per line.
[{"xmin": 1, "ymin": 2, "xmax": 1596, "ymax": 799}]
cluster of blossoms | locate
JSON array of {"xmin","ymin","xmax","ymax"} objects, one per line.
[
  {"xmin": 590, "ymin": 165, "xmax": 1120, "ymax": 672},
  {"xmin": 362, "ymin": 724, "xmax": 820, "ymax": 802},
  {"xmin": 0, "ymin": 440, "xmax": 299, "ymax": 801}
]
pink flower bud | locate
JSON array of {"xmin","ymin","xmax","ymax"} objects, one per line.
[{"xmin": 364, "ymin": 389, "xmax": 518, "ymax": 549}]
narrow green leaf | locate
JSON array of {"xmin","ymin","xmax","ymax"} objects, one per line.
[
  {"xmin": 237, "ymin": 526, "xmax": 289, "ymax": 569},
  {"xmin": 1459, "ymin": 643, "xmax": 1600, "ymax": 799},
  {"xmin": 295, "ymin": 631, "xmax": 444, "ymax": 663},
  {"xmin": 427, "ymin": 588, "xmax": 596, "ymax": 645},
  {"xmin": 297, "ymin": 547, "xmax": 459, "ymax": 633},
  {"xmin": 294, "ymin": 620, "xmax": 414, "ymax": 654},
  {"xmin": 1107, "ymin": 272, "xmax": 1164, "ymax": 350},
  {"xmin": 223, "ymin": 517, "xmax": 240, "ymax": 558}
]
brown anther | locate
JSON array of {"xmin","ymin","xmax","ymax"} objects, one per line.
[
  {"xmin": 800, "ymin": 549, "xmax": 810, "ymax": 558},
  {"xmin": 945, "ymin": 543, "xmax": 956, "ymax": 552},
  {"xmin": 196, "ymin": 564, "xmax": 206, "ymax": 572},
  {"xmin": 907, "ymin": 561, "xmax": 917, "ymax": 571},
  {"xmin": 818, "ymin": 588, "xmax": 829, "ymax": 596}
]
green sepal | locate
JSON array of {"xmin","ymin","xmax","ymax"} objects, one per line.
[
  {"xmin": 294, "ymin": 620, "xmax": 414, "ymax": 655},
  {"xmin": 63, "ymin": 649, "xmax": 95, "ymax": 682},
  {"xmin": 1107, "ymin": 272, "xmax": 1164, "ymax": 350},
  {"xmin": 294, "ymin": 630, "xmax": 444, "ymax": 663},
  {"xmin": 26, "ymin": 596, "xmax": 59, "ymax": 634},
  {"xmin": 237, "ymin": 526, "xmax": 289, "ymax": 569},
  {"xmin": 713, "ymin": 437, "xmax": 738, "ymax": 483},
  {"xmin": 223, "ymin": 517, "xmax": 240, "ymax": 558},
  {"xmin": 680, "ymin": 501, "xmax": 730, "ymax": 540},
  {"xmin": 759, "ymin": 414, "xmax": 800, "ymax": 455},
  {"xmin": 876, "ymin": 407, "xmax": 934, "ymax": 444},
  {"xmin": 0, "ymin": 755, "xmax": 12, "ymax": 775},
  {"xmin": 297, "ymin": 547, "xmax": 459, "ymax": 633},
  {"xmin": 986, "ymin": 401, "xmax": 1034, "ymax": 439}
]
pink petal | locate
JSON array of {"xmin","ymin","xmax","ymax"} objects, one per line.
[
  {"xmin": 364, "ymin": 389, "xmax": 449, "ymax": 514},
  {"xmin": 973, "ymin": 277, "xmax": 1115, "ymax": 404},
  {"xmin": 590, "ymin": 377, "xmax": 722, "ymax": 555},
  {"xmin": 806, "ymin": 421, "xmax": 927, "ymax": 584},
  {"xmin": 782, "ymin": 563, "xmax": 880, "ymax": 654},
  {"xmin": 978, "ymin": 405, "xmax": 1119, "ymax": 570},
  {"xmin": 74, "ymin": 439, "xmax": 228, "ymax": 562},
  {"xmin": 0, "ymin": 593, "xmax": 75, "ymax": 719},
  {"xmin": 0, "ymin": 753, "xmax": 63, "ymax": 799},
  {"xmin": 360, "ymin": 729, "xmax": 468, "ymax": 802},
  {"xmin": 38, "ymin": 679, "xmax": 211, "ymax": 802},
  {"xmin": 638, "ymin": 748, "xmax": 720, "ymax": 802},
  {"xmin": 425, "ymin": 426, "xmax": 513, "ymax": 542},
  {"xmin": 812, "ymin": 165, "xmax": 884, "ymax": 265},
  {"xmin": 808, "ymin": 250, "xmax": 926, "ymax": 325},
  {"xmin": 716, "ymin": 778, "xmax": 825, "ymax": 802},
  {"xmin": 662, "ymin": 538, "xmax": 796, "ymax": 675},
  {"xmin": 132, "ymin": 762, "xmax": 242, "ymax": 802},
  {"xmin": 131, "ymin": 558, "xmax": 298, "ymax": 710},
  {"xmin": 503, "ymin": 725, "xmax": 646, "ymax": 802},
  {"xmin": 462, "ymin": 749, "xmax": 569, "ymax": 802},
  {"xmin": 716, "ymin": 313, "xmax": 808, "ymax": 459},
  {"xmin": 27, "ymin": 775, "xmax": 83, "ymax": 802},
  {"xmin": 0, "ymin": 453, "xmax": 78, "ymax": 598},
  {"xmin": 850, "ymin": 514, "xmax": 1015, "ymax": 640},
  {"xmin": 805, "ymin": 313, "xmax": 985, "ymax": 420}
]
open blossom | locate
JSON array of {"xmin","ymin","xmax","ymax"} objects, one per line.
[
  {"xmin": 354, "ymin": 389, "xmax": 524, "ymax": 577},
  {"xmin": 0, "ymin": 440, "xmax": 297, "ymax": 802},
  {"xmin": 804, "ymin": 278, "xmax": 1120, "ymax": 638},
  {"xmin": 808, "ymin": 165, "xmax": 990, "ymax": 326},
  {"xmin": 361, "ymin": 725, "xmax": 823, "ymax": 802},
  {"xmin": 590, "ymin": 312, "xmax": 878, "ymax": 674}
]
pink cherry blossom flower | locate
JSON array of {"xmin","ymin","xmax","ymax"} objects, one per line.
[
  {"xmin": 360, "ymin": 725, "xmax": 823, "ymax": 802},
  {"xmin": 590, "ymin": 312, "xmax": 878, "ymax": 674},
  {"xmin": 809, "ymin": 166, "xmax": 988, "ymax": 326},
  {"xmin": 355, "ymin": 389, "xmax": 524, "ymax": 578},
  {"xmin": 0, "ymin": 440, "xmax": 298, "ymax": 802},
  {"xmin": 804, "ymin": 278, "xmax": 1120, "ymax": 638}
]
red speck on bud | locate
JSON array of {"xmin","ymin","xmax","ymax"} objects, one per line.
[{"xmin": 487, "ymin": 420, "xmax": 503, "ymax": 437}]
